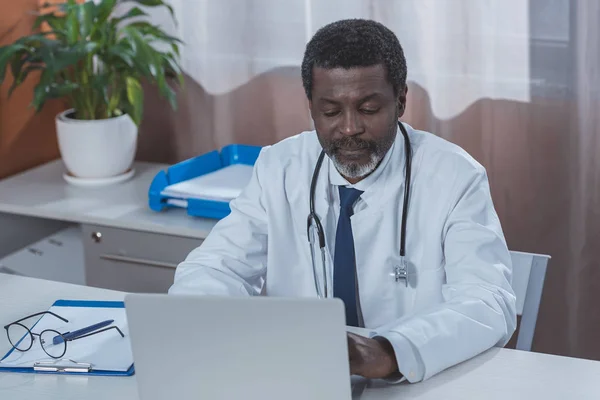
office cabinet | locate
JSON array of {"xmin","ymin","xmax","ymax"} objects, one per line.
[
  {"xmin": 0, "ymin": 225, "xmax": 85, "ymax": 285},
  {"xmin": 82, "ymin": 224, "xmax": 202, "ymax": 293}
]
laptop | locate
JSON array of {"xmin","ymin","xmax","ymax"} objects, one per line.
[{"xmin": 125, "ymin": 294, "xmax": 352, "ymax": 400}]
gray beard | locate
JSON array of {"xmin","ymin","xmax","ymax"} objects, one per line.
[{"xmin": 331, "ymin": 150, "xmax": 383, "ymax": 180}]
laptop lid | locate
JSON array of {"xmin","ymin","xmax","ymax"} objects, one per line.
[{"xmin": 125, "ymin": 294, "xmax": 352, "ymax": 400}]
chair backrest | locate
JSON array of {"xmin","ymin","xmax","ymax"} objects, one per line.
[{"xmin": 509, "ymin": 250, "xmax": 551, "ymax": 351}]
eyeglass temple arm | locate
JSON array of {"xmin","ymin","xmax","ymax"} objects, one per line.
[
  {"xmin": 4, "ymin": 311, "xmax": 69, "ymax": 329},
  {"xmin": 68, "ymin": 325, "xmax": 125, "ymax": 342}
]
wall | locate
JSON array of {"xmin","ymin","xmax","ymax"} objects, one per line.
[{"xmin": 0, "ymin": 0, "xmax": 68, "ymax": 180}]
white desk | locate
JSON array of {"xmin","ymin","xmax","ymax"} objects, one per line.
[
  {"xmin": 0, "ymin": 160, "xmax": 218, "ymax": 292},
  {"xmin": 1, "ymin": 274, "xmax": 600, "ymax": 400}
]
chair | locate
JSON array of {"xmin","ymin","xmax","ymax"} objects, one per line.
[{"xmin": 509, "ymin": 250, "xmax": 551, "ymax": 351}]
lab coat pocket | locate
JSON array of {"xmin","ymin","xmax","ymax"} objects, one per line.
[
  {"xmin": 387, "ymin": 257, "xmax": 446, "ymax": 317},
  {"xmin": 412, "ymin": 264, "xmax": 446, "ymax": 313}
]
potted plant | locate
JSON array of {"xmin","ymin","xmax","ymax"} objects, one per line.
[{"xmin": 0, "ymin": 0, "xmax": 182, "ymax": 182}]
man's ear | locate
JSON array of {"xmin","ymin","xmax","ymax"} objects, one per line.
[{"xmin": 398, "ymin": 86, "xmax": 408, "ymax": 117}]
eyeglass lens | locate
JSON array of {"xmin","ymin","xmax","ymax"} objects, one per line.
[
  {"xmin": 39, "ymin": 329, "xmax": 67, "ymax": 359},
  {"xmin": 6, "ymin": 323, "xmax": 33, "ymax": 351}
]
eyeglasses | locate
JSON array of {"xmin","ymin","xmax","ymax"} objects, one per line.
[{"xmin": 4, "ymin": 311, "xmax": 124, "ymax": 359}]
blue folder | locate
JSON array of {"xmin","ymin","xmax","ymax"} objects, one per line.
[{"xmin": 0, "ymin": 300, "xmax": 135, "ymax": 376}]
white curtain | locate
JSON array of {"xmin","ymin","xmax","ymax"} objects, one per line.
[{"xmin": 151, "ymin": 0, "xmax": 531, "ymax": 121}]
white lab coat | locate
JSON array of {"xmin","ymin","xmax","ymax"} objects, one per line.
[{"xmin": 169, "ymin": 123, "xmax": 517, "ymax": 383}]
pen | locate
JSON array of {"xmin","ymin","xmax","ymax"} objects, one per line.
[{"xmin": 52, "ymin": 319, "xmax": 114, "ymax": 345}]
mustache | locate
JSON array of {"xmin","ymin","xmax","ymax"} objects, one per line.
[{"xmin": 331, "ymin": 137, "xmax": 374, "ymax": 151}]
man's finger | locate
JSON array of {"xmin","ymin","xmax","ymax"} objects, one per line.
[
  {"xmin": 347, "ymin": 332, "xmax": 360, "ymax": 357},
  {"xmin": 347, "ymin": 334, "xmax": 355, "ymax": 358},
  {"xmin": 347, "ymin": 333, "xmax": 362, "ymax": 375}
]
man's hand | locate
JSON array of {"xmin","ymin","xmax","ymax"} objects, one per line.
[{"xmin": 347, "ymin": 332, "xmax": 400, "ymax": 379}]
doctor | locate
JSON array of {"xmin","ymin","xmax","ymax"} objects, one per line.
[{"xmin": 169, "ymin": 19, "xmax": 516, "ymax": 383}]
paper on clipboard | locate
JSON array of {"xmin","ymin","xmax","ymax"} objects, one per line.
[
  {"xmin": 161, "ymin": 164, "xmax": 254, "ymax": 201},
  {"xmin": 0, "ymin": 304, "xmax": 132, "ymax": 372}
]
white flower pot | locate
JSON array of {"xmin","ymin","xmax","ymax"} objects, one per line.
[{"xmin": 56, "ymin": 109, "xmax": 138, "ymax": 180}]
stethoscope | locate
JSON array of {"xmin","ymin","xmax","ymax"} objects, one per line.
[{"xmin": 307, "ymin": 121, "xmax": 412, "ymax": 298}]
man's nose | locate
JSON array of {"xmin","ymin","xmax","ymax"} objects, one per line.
[{"xmin": 339, "ymin": 111, "xmax": 364, "ymax": 136}]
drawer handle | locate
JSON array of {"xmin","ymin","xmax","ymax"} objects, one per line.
[{"xmin": 99, "ymin": 254, "xmax": 179, "ymax": 269}]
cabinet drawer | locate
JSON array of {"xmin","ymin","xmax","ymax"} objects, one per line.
[
  {"xmin": 82, "ymin": 224, "xmax": 203, "ymax": 293},
  {"xmin": 0, "ymin": 226, "xmax": 85, "ymax": 285}
]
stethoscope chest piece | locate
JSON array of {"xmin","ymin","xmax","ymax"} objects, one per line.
[{"xmin": 392, "ymin": 256, "xmax": 409, "ymax": 287}]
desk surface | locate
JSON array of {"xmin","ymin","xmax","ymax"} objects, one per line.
[
  {"xmin": 1, "ymin": 273, "xmax": 599, "ymax": 400},
  {"xmin": 0, "ymin": 160, "xmax": 217, "ymax": 239}
]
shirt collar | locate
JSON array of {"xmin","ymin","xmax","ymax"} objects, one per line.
[{"xmin": 328, "ymin": 129, "xmax": 397, "ymax": 194}]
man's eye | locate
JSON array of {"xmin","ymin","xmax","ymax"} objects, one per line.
[
  {"xmin": 361, "ymin": 108, "xmax": 379, "ymax": 114},
  {"xmin": 323, "ymin": 111, "xmax": 340, "ymax": 117}
]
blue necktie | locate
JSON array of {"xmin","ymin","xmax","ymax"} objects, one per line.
[{"xmin": 334, "ymin": 186, "xmax": 363, "ymax": 327}]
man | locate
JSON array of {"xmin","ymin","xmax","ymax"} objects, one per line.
[{"xmin": 169, "ymin": 19, "xmax": 516, "ymax": 383}]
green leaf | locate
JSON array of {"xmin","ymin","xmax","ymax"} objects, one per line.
[
  {"xmin": 39, "ymin": 30, "xmax": 68, "ymax": 39},
  {"xmin": 82, "ymin": 41, "xmax": 101, "ymax": 53},
  {"xmin": 56, "ymin": 0, "xmax": 79, "ymax": 15},
  {"xmin": 37, "ymin": 42, "xmax": 98, "ymax": 75},
  {"xmin": 90, "ymin": 72, "xmax": 110, "ymax": 93},
  {"xmin": 120, "ymin": 26, "xmax": 180, "ymax": 110},
  {"xmin": 8, "ymin": 65, "xmax": 44, "ymax": 97},
  {"xmin": 33, "ymin": 13, "xmax": 55, "ymax": 31},
  {"xmin": 66, "ymin": 5, "xmax": 80, "ymax": 45},
  {"xmin": 155, "ymin": 63, "xmax": 167, "ymax": 93},
  {"xmin": 127, "ymin": 21, "xmax": 182, "ymax": 43},
  {"xmin": 31, "ymin": 69, "xmax": 53, "ymax": 111},
  {"xmin": 32, "ymin": 84, "xmax": 48, "ymax": 111},
  {"xmin": 78, "ymin": 1, "xmax": 96, "ymax": 39},
  {"xmin": 107, "ymin": 44, "xmax": 135, "ymax": 67},
  {"xmin": 125, "ymin": 0, "xmax": 175, "ymax": 20},
  {"xmin": 33, "ymin": 10, "xmax": 68, "ymax": 35},
  {"xmin": 171, "ymin": 42, "xmax": 180, "ymax": 57},
  {"xmin": 121, "ymin": 27, "xmax": 160, "ymax": 78},
  {"xmin": 126, "ymin": 76, "xmax": 143, "ymax": 125},
  {"xmin": 48, "ymin": 81, "xmax": 79, "ymax": 98},
  {"xmin": 15, "ymin": 33, "xmax": 58, "ymax": 48},
  {"xmin": 162, "ymin": 52, "xmax": 183, "ymax": 86},
  {"xmin": 112, "ymin": 7, "xmax": 149, "ymax": 25},
  {"xmin": 163, "ymin": 85, "xmax": 177, "ymax": 110},
  {"xmin": 9, "ymin": 52, "xmax": 27, "ymax": 87},
  {"xmin": 0, "ymin": 44, "xmax": 28, "ymax": 84},
  {"xmin": 94, "ymin": 19, "xmax": 115, "ymax": 49},
  {"xmin": 96, "ymin": 0, "xmax": 118, "ymax": 24}
]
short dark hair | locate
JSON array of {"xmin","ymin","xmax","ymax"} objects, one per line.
[{"xmin": 301, "ymin": 19, "xmax": 407, "ymax": 100}]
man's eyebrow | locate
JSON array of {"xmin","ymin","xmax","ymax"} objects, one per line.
[
  {"xmin": 317, "ymin": 93, "xmax": 384, "ymax": 105},
  {"xmin": 318, "ymin": 97, "xmax": 341, "ymax": 105},
  {"xmin": 358, "ymin": 93, "xmax": 384, "ymax": 103}
]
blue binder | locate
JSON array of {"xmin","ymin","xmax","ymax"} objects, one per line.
[{"xmin": 0, "ymin": 300, "xmax": 135, "ymax": 376}]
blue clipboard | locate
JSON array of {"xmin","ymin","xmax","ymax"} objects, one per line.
[{"xmin": 0, "ymin": 300, "xmax": 135, "ymax": 376}]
